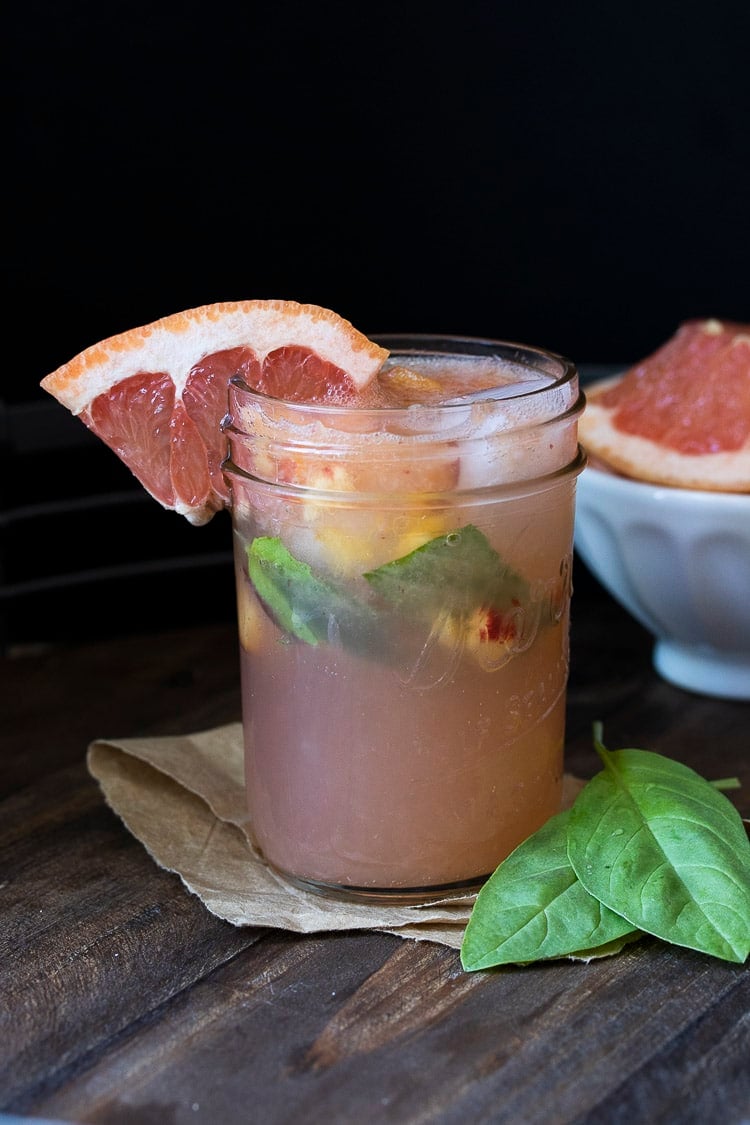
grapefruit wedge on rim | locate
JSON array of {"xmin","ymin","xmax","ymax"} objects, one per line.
[{"xmin": 41, "ymin": 300, "xmax": 389, "ymax": 524}]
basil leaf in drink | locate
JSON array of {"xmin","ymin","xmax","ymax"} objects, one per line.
[
  {"xmin": 364, "ymin": 524, "xmax": 528, "ymax": 618},
  {"xmin": 461, "ymin": 811, "xmax": 639, "ymax": 971},
  {"xmin": 567, "ymin": 729, "xmax": 750, "ymax": 964},
  {"xmin": 247, "ymin": 537, "xmax": 326, "ymax": 644},
  {"xmin": 247, "ymin": 537, "xmax": 380, "ymax": 650}
]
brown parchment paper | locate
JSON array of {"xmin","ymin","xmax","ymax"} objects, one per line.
[{"xmin": 87, "ymin": 722, "xmax": 585, "ymax": 948}]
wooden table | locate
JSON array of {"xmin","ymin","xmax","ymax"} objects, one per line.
[{"xmin": 2, "ymin": 563, "xmax": 749, "ymax": 1124}]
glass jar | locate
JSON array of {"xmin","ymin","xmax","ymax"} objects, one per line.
[{"xmin": 222, "ymin": 336, "xmax": 585, "ymax": 902}]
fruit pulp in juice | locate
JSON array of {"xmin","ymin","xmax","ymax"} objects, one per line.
[{"xmin": 231, "ymin": 355, "xmax": 580, "ymax": 894}]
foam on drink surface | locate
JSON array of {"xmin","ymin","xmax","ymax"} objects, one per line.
[{"xmin": 361, "ymin": 355, "xmax": 551, "ymax": 409}]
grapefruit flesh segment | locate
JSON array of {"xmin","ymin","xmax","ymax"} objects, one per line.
[
  {"xmin": 255, "ymin": 346, "xmax": 358, "ymax": 403},
  {"xmin": 183, "ymin": 346, "xmax": 256, "ymax": 510},
  {"xmin": 83, "ymin": 371, "xmax": 178, "ymax": 509},
  {"xmin": 598, "ymin": 320, "xmax": 750, "ymax": 454}
]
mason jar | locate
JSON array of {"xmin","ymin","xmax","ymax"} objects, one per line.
[{"xmin": 222, "ymin": 336, "xmax": 585, "ymax": 903}]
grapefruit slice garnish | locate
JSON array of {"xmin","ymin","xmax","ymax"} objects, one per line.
[
  {"xmin": 580, "ymin": 319, "xmax": 750, "ymax": 492},
  {"xmin": 41, "ymin": 300, "xmax": 389, "ymax": 524}
]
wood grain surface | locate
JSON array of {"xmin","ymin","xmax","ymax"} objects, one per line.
[{"xmin": 1, "ymin": 566, "xmax": 749, "ymax": 1125}]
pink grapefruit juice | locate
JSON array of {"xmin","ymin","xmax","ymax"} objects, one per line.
[{"xmin": 224, "ymin": 337, "xmax": 585, "ymax": 901}]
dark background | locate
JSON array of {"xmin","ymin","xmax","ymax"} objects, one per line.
[
  {"xmin": 9, "ymin": 2, "xmax": 750, "ymax": 388},
  {"xmin": 4, "ymin": 2, "xmax": 749, "ymax": 647}
]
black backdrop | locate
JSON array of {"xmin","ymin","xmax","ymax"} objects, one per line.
[
  {"xmin": 3, "ymin": 2, "xmax": 750, "ymax": 647},
  {"xmin": 7, "ymin": 2, "xmax": 750, "ymax": 402}
]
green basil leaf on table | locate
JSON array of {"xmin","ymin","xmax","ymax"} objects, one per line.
[
  {"xmin": 461, "ymin": 811, "xmax": 640, "ymax": 970},
  {"xmin": 566, "ymin": 728, "xmax": 750, "ymax": 965},
  {"xmin": 461, "ymin": 726, "xmax": 750, "ymax": 971}
]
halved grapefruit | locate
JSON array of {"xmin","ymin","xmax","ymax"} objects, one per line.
[
  {"xmin": 41, "ymin": 300, "xmax": 389, "ymax": 524},
  {"xmin": 580, "ymin": 319, "xmax": 750, "ymax": 492}
]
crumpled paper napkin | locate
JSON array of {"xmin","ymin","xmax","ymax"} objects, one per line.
[{"xmin": 87, "ymin": 722, "xmax": 584, "ymax": 948}]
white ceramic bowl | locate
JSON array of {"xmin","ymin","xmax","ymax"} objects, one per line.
[{"xmin": 574, "ymin": 464, "xmax": 750, "ymax": 700}]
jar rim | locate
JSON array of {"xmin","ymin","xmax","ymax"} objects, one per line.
[{"xmin": 227, "ymin": 334, "xmax": 578, "ymax": 419}]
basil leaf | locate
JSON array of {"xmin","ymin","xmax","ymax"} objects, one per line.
[
  {"xmin": 247, "ymin": 537, "xmax": 380, "ymax": 650},
  {"xmin": 247, "ymin": 526, "xmax": 530, "ymax": 662},
  {"xmin": 460, "ymin": 811, "xmax": 638, "ymax": 970},
  {"xmin": 364, "ymin": 524, "xmax": 528, "ymax": 618},
  {"xmin": 566, "ymin": 932, "xmax": 643, "ymax": 963},
  {"xmin": 567, "ymin": 732, "xmax": 750, "ymax": 964}
]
